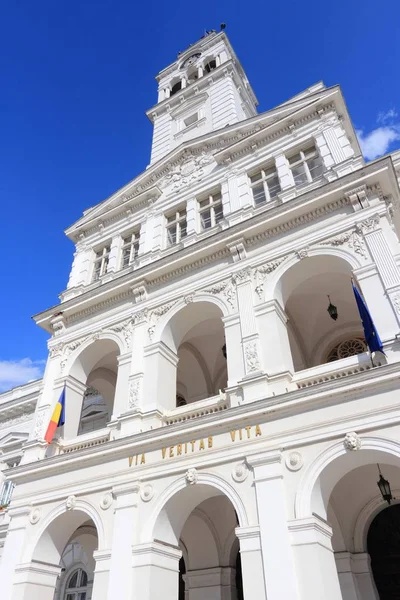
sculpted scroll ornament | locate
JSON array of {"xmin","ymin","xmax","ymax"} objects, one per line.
[
  {"xmin": 344, "ymin": 432, "xmax": 361, "ymax": 451},
  {"xmin": 32, "ymin": 407, "xmax": 48, "ymax": 440},
  {"xmin": 148, "ymin": 300, "xmax": 179, "ymax": 341},
  {"xmin": 202, "ymin": 278, "xmax": 237, "ymax": 311},
  {"xmin": 160, "ymin": 151, "xmax": 214, "ymax": 192},
  {"xmin": 357, "ymin": 215, "xmax": 380, "ymax": 235},
  {"xmin": 254, "ymin": 258, "xmax": 286, "ymax": 299},
  {"xmin": 244, "ymin": 341, "xmax": 261, "ymax": 373},
  {"xmin": 129, "ymin": 380, "xmax": 141, "ymax": 409},
  {"xmin": 392, "ymin": 293, "xmax": 400, "ymax": 315},
  {"xmin": 321, "ymin": 230, "xmax": 367, "ymax": 260}
]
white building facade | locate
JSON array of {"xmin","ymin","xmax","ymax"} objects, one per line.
[{"xmin": 2, "ymin": 29, "xmax": 400, "ymax": 600}]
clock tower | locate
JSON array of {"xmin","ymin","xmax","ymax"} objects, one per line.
[{"xmin": 147, "ymin": 29, "xmax": 258, "ymax": 164}]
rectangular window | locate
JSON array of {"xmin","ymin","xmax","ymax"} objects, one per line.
[
  {"xmin": 198, "ymin": 192, "xmax": 223, "ymax": 230},
  {"xmin": 121, "ymin": 230, "xmax": 140, "ymax": 269},
  {"xmin": 0, "ymin": 480, "xmax": 14, "ymax": 507},
  {"xmin": 166, "ymin": 209, "xmax": 187, "ymax": 246},
  {"xmin": 249, "ymin": 165, "xmax": 281, "ymax": 206},
  {"xmin": 92, "ymin": 245, "xmax": 110, "ymax": 281},
  {"xmin": 288, "ymin": 145, "xmax": 324, "ymax": 186},
  {"xmin": 184, "ymin": 113, "xmax": 199, "ymax": 128}
]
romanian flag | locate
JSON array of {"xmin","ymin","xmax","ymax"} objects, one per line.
[{"xmin": 44, "ymin": 387, "xmax": 66, "ymax": 443}]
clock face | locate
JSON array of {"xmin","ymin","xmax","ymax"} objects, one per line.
[{"xmin": 181, "ymin": 53, "xmax": 201, "ymax": 69}]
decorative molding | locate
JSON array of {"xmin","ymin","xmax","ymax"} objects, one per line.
[
  {"xmin": 29, "ymin": 507, "xmax": 41, "ymax": 525},
  {"xmin": 184, "ymin": 294, "xmax": 195, "ymax": 304},
  {"xmin": 343, "ymin": 431, "xmax": 361, "ymax": 451},
  {"xmin": 392, "ymin": 293, "xmax": 400, "ymax": 315},
  {"xmin": 253, "ymin": 258, "xmax": 286, "ymax": 299},
  {"xmin": 285, "ymin": 451, "xmax": 304, "ymax": 472},
  {"xmin": 147, "ymin": 300, "xmax": 179, "ymax": 341},
  {"xmin": 244, "ymin": 340, "xmax": 261, "ymax": 373},
  {"xmin": 109, "ymin": 318, "xmax": 134, "ymax": 349},
  {"xmin": 232, "ymin": 462, "xmax": 249, "ymax": 483},
  {"xmin": 128, "ymin": 379, "xmax": 141, "ymax": 409},
  {"xmin": 159, "ymin": 151, "xmax": 214, "ymax": 192},
  {"xmin": 66, "ymin": 495, "xmax": 77, "ymax": 510},
  {"xmin": 0, "ymin": 411, "xmax": 34, "ymax": 430},
  {"xmin": 232, "ymin": 267, "xmax": 252, "ymax": 285},
  {"xmin": 202, "ymin": 277, "xmax": 237, "ymax": 311},
  {"xmin": 185, "ymin": 467, "xmax": 198, "ymax": 485},
  {"xmin": 356, "ymin": 215, "xmax": 380, "ymax": 235},
  {"xmin": 32, "ymin": 407, "xmax": 48, "ymax": 440},
  {"xmin": 140, "ymin": 484, "xmax": 154, "ymax": 502},
  {"xmin": 295, "ymin": 247, "xmax": 309, "ymax": 260},
  {"xmin": 320, "ymin": 229, "xmax": 367, "ymax": 259},
  {"xmin": 100, "ymin": 492, "xmax": 113, "ymax": 510}
]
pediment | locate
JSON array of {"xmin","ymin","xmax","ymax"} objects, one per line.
[
  {"xmin": 0, "ymin": 431, "xmax": 29, "ymax": 449},
  {"xmin": 170, "ymin": 92, "xmax": 209, "ymax": 118}
]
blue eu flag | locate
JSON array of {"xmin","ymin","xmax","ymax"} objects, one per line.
[{"xmin": 352, "ymin": 282, "xmax": 384, "ymax": 354}]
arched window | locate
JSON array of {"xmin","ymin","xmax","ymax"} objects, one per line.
[
  {"xmin": 204, "ymin": 59, "xmax": 217, "ymax": 73},
  {"xmin": 64, "ymin": 568, "xmax": 88, "ymax": 600},
  {"xmin": 326, "ymin": 338, "xmax": 367, "ymax": 362},
  {"xmin": 171, "ymin": 80, "xmax": 182, "ymax": 96}
]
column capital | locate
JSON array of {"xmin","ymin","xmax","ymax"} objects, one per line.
[
  {"xmin": 246, "ymin": 451, "xmax": 283, "ymax": 481},
  {"xmin": 288, "ymin": 515, "xmax": 333, "ymax": 550}
]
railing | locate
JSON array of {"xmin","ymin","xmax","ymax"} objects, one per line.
[
  {"xmin": 292, "ymin": 352, "xmax": 384, "ymax": 389},
  {"xmin": 59, "ymin": 428, "xmax": 110, "ymax": 454},
  {"xmin": 164, "ymin": 394, "xmax": 230, "ymax": 426}
]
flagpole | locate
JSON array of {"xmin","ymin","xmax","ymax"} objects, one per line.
[{"xmin": 351, "ymin": 277, "xmax": 382, "ymax": 368}]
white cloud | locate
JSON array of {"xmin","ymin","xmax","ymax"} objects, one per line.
[
  {"xmin": 356, "ymin": 125, "xmax": 400, "ymax": 160},
  {"xmin": 377, "ymin": 109, "xmax": 398, "ymax": 124},
  {"xmin": 0, "ymin": 358, "xmax": 45, "ymax": 393}
]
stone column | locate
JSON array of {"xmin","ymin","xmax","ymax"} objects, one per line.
[
  {"xmin": 91, "ymin": 550, "xmax": 112, "ymax": 600},
  {"xmin": 11, "ymin": 560, "xmax": 61, "ymax": 600},
  {"xmin": 142, "ymin": 342, "xmax": 178, "ymax": 412},
  {"xmin": 62, "ymin": 376, "xmax": 87, "ymax": 439},
  {"xmin": 106, "ymin": 483, "xmax": 140, "ymax": 600},
  {"xmin": 255, "ymin": 300, "xmax": 295, "ymax": 394},
  {"xmin": 335, "ymin": 552, "xmax": 360, "ymax": 600},
  {"xmin": 235, "ymin": 526, "xmax": 266, "ymax": 600},
  {"xmin": 185, "ymin": 567, "xmax": 235, "ymax": 600},
  {"xmin": 234, "ymin": 269, "xmax": 266, "ymax": 403},
  {"xmin": 223, "ymin": 314, "xmax": 246, "ymax": 389},
  {"xmin": 289, "ymin": 515, "xmax": 343, "ymax": 600},
  {"xmin": 111, "ymin": 353, "xmax": 132, "ymax": 419},
  {"xmin": 0, "ymin": 506, "xmax": 30, "ymax": 600},
  {"xmin": 248, "ymin": 452, "xmax": 300, "ymax": 600},
  {"xmin": 346, "ymin": 553, "xmax": 379, "ymax": 600},
  {"xmin": 357, "ymin": 215, "xmax": 400, "ymax": 333},
  {"xmin": 132, "ymin": 541, "xmax": 182, "ymax": 600}
]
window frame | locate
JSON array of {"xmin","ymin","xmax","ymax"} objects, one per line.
[
  {"xmin": 198, "ymin": 191, "xmax": 224, "ymax": 231},
  {"xmin": 92, "ymin": 245, "xmax": 111, "ymax": 281},
  {"xmin": 120, "ymin": 229, "xmax": 140, "ymax": 269},
  {"xmin": 288, "ymin": 144, "xmax": 324, "ymax": 186},
  {"xmin": 249, "ymin": 163, "xmax": 281, "ymax": 206},
  {"xmin": 64, "ymin": 567, "xmax": 89, "ymax": 600},
  {"xmin": 165, "ymin": 208, "xmax": 187, "ymax": 247}
]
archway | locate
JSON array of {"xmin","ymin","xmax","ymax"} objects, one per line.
[
  {"xmin": 159, "ymin": 301, "xmax": 228, "ymax": 410},
  {"xmin": 13, "ymin": 507, "xmax": 102, "ymax": 600},
  {"xmin": 65, "ymin": 338, "xmax": 120, "ymax": 437},
  {"xmin": 302, "ymin": 444, "xmax": 400, "ymax": 600},
  {"xmin": 143, "ymin": 482, "xmax": 245, "ymax": 600},
  {"xmin": 274, "ymin": 254, "xmax": 366, "ymax": 371},
  {"xmin": 368, "ymin": 503, "xmax": 400, "ymax": 599}
]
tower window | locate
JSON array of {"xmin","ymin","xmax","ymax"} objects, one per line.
[
  {"xmin": 166, "ymin": 209, "xmax": 187, "ymax": 246},
  {"xmin": 198, "ymin": 192, "xmax": 223, "ymax": 230},
  {"xmin": 288, "ymin": 145, "xmax": 324, "ymax": 186},
  {"xmin": 121, "ymin": 230, "xmax": 140, "ymax": 269},
  {"xmin": 249, "ymin": 165, "xmax": 281, "ymax": 206},
  {"xmin": 171, "ymin": 81, "xmax": 182, "ymax": 96},
  {"xmin": 204, "ymin": 59, "xmax": 217, "ymax": 73},
  {"xmin": 184, "ymin": 113, "xmax": 199, "ymax": 128},
  {"xmin": 92, "ymin": 245, "xmax": 111, "ymax": 281}
]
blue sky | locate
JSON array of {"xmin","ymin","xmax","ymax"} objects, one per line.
[{"xmin": 1, "ymin": 0, "xmax": 400, "ymax": 391}]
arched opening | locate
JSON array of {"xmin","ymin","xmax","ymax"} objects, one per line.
[
  {"xmin": 204, "ymin": 58, "xmax": 217, "ymax": 73},
  {"xmin": 17, "ymin": 509, "xmax": 100, "ymax": 600},
  {"xmin": 66, "ymin": 338, "xmax": 120, "ymax": 437},
  {"xmin": 171, "ymin": 79, "xmax": 182, "ymax": 96},
  {"xmin": 161, "ymin": 302, "xmax": 227, "ymax": 408},
  {"xmin": 307, "ymin": 448, "xmax": 400, "ymax": 600},
  {"xmin": 150, "ymin": 483, "xmax": 243, "ymax": 600},
  {"xmin": 275, "ymin": 255, "xmax": 366, "ymax": 371}
]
